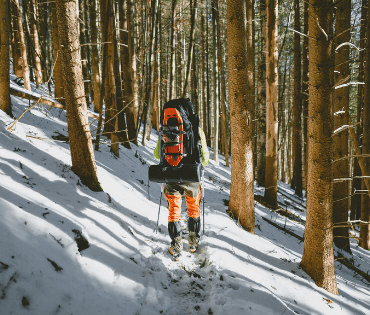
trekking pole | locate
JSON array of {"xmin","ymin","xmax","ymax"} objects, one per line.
[
  {"xmin": 202, "ymin": 169, "xmax": 205, "ymax": 236},
  {"xmin": 155, "ymin": 183, "xmax": 164, "ymax": 233}
]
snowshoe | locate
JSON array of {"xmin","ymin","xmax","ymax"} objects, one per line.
[
  {"xmin": 169, "ymin": 236, "xmax": 183, "ymax": 261},
  {"xmin": 188, "ymin": 231, "xmax": 199, "ymax": 253}
]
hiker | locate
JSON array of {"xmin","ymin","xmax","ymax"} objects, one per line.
[{"xmin": 153, "ymin": 98, "xmax": 209, "ymax": 260}]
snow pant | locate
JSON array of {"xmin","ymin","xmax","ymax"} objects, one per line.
[{"xmin": 165, "ymin": 182, "xmax": 202, "ymax": 240}]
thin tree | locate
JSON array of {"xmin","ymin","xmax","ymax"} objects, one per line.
[
  {"xmin": 56, "ymin": 0, "xmax": 102, "ymax": 191},
  {"xmin": 264, "ymin": 0, "xmax": 278, "ymax": 209},
  {"xmin": 332, "ymin": 0, "xmax": 351, "ymax": 253},
  {"xmin": 256, "ymin": 0, "xmax": 267, "ymax": 187},
  {"xmin": 360, "ymin": 0, "xmax": 370, "ymax": 249},
  {"xmin": 127, "ymin": 0, "xmax": 139, "ymax": 144},
  {"xmin": 218, "ymin": 0, "xmax": 229, "ymax": 167},
  {"xmin": 211, "ymin": 0, "xmax": 219, "ymax": 164},
  {"xmin": 300, "ymin": 0, "xmax": 338, "ymax": 294},
  {"xmin": 227, "ymin": 0, "xmax": 255, "ymax": 233},
  {"xmin": 0, "ymin": 0, "xmax": 12, "ymax": 116},
  {"xmin": 11, "ymin": 1, "xmax": 23, "ymax": 78},
  {"xmin": 302, "ymin": 0, "xmax": 308, "ymax": 190},
  {"xmin": 291, "ymin": 0, "xmax": 302, "ymax": 197}
]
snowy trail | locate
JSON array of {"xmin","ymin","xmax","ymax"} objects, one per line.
[{"xmin": 0, "ymin": 80, "xmax": 370, "ymax": 315}]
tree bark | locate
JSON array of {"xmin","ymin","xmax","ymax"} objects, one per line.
[
  {"xmin": 201, "ymin": 11, "xmax": 207, "ymax": 138},
  {"xmin": 0, "ymin": 0, "xmax": 12, "ymax": 116},
  {"xmin": 300, "ymin": 0, "xmax": 338, "ymax": 295},
  {"xmin": 227, "ymin": 0, "xmax": 255, "ymax": 233},
  {"xmin": 56, "ymin": 0, "xmax": 102, "ymax": 191},
  {"xmin": 264, "ymin": 0, "xmax": 278, "ymax": 209}
]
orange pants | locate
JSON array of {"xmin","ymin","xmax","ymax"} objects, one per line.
[{"xmin": 164, "ymin": 182, "xmax": 202, "ymax": 222}]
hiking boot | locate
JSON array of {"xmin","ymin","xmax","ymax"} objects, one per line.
[
  {"xmin": 169, "ymin": 236, "xmax": 183, "ymax": 260},
  {"xmin": 188, "ymin": 231, "xmax": 200, "ymax": 253}
]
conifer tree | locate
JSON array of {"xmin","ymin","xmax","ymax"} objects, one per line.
[
  {"xmin": 227, "ymin": 0, "xmax": 255, "ymax": 233},
  {"xmin": 300, "ymin": 0, "xmax": 338, "ymax": 294},
  {"xmin": 56, "ymin": 0, "xmax": 102, "ymax": 191}
]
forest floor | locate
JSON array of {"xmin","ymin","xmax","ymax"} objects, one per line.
[{"xmin": 0, "ymin": 77, "xmax": 370, "ymax": 315}]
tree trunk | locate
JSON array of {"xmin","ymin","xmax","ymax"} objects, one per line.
[
  {"xmin": 56, "ymin": 0, "xmax": 102, "ymax": 191},
  {"xmin": 201, "ymin": 11, "xmax": 207, "ymax": 138},
  {"xmin": 79, "ymin": 0, "xmax": 90, "ymax": 106},
  {"xmin": 264, "ymin": 0, "xmax": 278, "ymax": 209},
  {"xmin": 11, "ymin": 1, "xmax": 23, "ymax": 78},
  {"xmin": 352, "ymin": 0, "xmax": 367, "ymax": 222},
  {"xmin": 89, "ymin": 0, "xmax": 101, "ymax": 114},
  {"xmin": 51, "ymin": 2, "xmax": 64, "ymax": 105},
  {"xmin": 0, "ymin": 0, "xmax": 12, "ymax": 116},
  {"xmin": 127, "ymin": 0, "xmax": 139, "ymax": 144},
  {"xmin": 227, "ymin": 0, "xmax": 254, "ymax": 233},
  {"xmin": 292, "ymin": 0, "xmax": 302, "ymax": 197},
  {"xmin": 332, "ymin": 0, "xmax": 351, "ymax": 253},
  {"xmin": 256, "ymin": 0, "xmax": 267, "ymax": 187},
  {"xmin": 30, "ymin": 0, "xmax": 43, "ymax": 88},
  {"xmin": 300, "ymin": 0, "xmax": 338, "ymax": 295},
  {"xmin": 211, "ymin": 0, "xmax": 219, "ymax": 164},
  {"xmin": 360, "ymin": 0, "xmax": 370, "ymax": 250},
  {"xmin": 14, "ymin": 0, "xmax": 31, "ymax": 91}
]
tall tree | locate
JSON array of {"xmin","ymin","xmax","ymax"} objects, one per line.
[
  {"xmin": 56, "ymin": 0, "xmax": 102, "ymax": 191},
  {"xmin": 211, "ymin": 0, "xmax": 219, "ymax": 164},
  {"xmin": 264, "ymin": 0, "xmax": 278, "ymax": 209},
  {"xmin": 332, "ymin": 0, "xmax": 351, "ymax": 253},
  {"xmin": 302, "ymin": 0, "xmax": 308, "ymax": 190},
  {"xmin": 256, "ymin": 0, "xmax": 267, "ymax": 187},
  {"xmin": 300, "ymin": 0, "xmax": 338, "ymax": 294},
  {"xmin": 360, "ymin": 0, "xmax": 370, "ymax": 250},
  {"xmin": 352, "ymin": 0, "xmax": 367, "ymax": 221},
  {"xmin": 127, "ymin": 0, "xmax": 139, "ymax": 144},
  {"xmin": 0, "ymin": 0, "xmax": 12, "ymax": 116},
  {"xmin": 227, "ymin": 0, "xmax": 255, "ymax": 233},
  {"xmin": 218, "ymin": 0, "xmax": 229, "ymax": 167},
  {"xmin": 292, "ymin": 0, "xmax": 302, "ymax": 197}
]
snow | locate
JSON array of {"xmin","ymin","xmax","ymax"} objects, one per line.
[{"xmin": 1, "ymin": 76, "xmax": 370, "ymax": 315}]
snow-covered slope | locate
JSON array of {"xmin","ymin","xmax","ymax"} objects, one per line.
[{"xmin": 0, "ymin": 80, "xmax": 369, "ymax": 315}]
